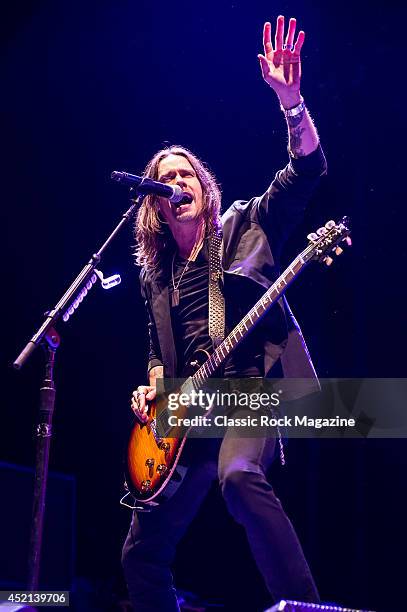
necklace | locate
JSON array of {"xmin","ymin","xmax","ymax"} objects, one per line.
[
  {"xmin": 171, "ymin": 253, "xmax": 191, "ymax": 307},
  {"xmin": 171, "ymin": 226, "xmax": 205, "ymax": 307}
]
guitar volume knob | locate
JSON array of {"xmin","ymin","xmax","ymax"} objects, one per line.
[
  {"xmin": 141, "ymin": 479, "xmax": 151, "ymax": 492},
  {"xmin": 157, "ymin": 464, "xmax": 167, "ymax": 475},
  {"xmin": 145, "ymin": 458, "xmax": 155, "ymax": 477}
]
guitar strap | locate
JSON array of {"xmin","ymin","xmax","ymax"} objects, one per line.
[
  {"xmin": 208, "ymin": 229, "xmax": 285, "ymax": 466},
  {"xmin": 208, "ymin": 229, "xmax": 225, "ymax": 350}
]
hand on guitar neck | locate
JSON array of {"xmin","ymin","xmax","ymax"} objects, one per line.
[{"xmin": 131, "ymin": 365, "xmax": 163, "ymax": 423}]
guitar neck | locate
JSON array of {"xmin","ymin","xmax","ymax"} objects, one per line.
[{"xmin": 192, "ymin": 245, "xmax": 314, "ymax": 387}]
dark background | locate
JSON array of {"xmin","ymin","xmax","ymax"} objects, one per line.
[{"xmin": 1, "ymin": 1, "xmax": 406, "ymax": 610}]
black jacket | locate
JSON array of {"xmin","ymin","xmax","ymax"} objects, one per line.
[{"xmin": 140, "ymin": 144, "xmax": 327, "ymax": 390}]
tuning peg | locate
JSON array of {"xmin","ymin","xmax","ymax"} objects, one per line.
[
  {"xmin": 317, "ymin": 227, "xmax": 328, "ymax": 236},
  {"xmin": 307, "ymin": 232, "xmax": 319, "ymax": 242},
  {"xmin": 334, "ymin": 246, "xmax": 343, "ymax": 256},
  {"xmin": 343, "ymin": 236, "xmax": 352, "ymax": 247},
  {"xmin": 324, "ymin": 256, "xmax": 334, "ymax": 266},
  {"xmin": 325, "ymin": 220, "xmax": 335, "ymax": 229}
]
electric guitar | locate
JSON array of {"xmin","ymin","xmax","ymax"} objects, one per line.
[{"xmin": 122, "ymin": 218, "xmax": 351, "ymax": 511}]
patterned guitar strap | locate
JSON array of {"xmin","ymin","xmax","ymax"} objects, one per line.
[{"xmin": 208, "ymin": 229, "xmax": 225, "ymax": 352}]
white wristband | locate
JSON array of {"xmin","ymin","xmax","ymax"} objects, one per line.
[{"xmin": 281, "ymin": 98, "xmax": 305, "ymax": 117}]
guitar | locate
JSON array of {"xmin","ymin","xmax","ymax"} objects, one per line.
[{"xmin": 122, "ymin": 218, "xmax": 351, "ymax": 511}]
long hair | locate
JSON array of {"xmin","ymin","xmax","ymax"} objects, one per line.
[{"xmin": 134, "ymin": 145, "xmax": 222, "ymax": 272}]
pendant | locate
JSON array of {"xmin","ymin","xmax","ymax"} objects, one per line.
[{"xmin": 171, "ymin": 289, "xmax": 180, "ymax": 307}]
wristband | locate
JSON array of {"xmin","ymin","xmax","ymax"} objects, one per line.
[{"xmin": 280, "ymin": 98, "xmax": 305, "ymax": 117}]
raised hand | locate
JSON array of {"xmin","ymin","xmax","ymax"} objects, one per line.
[{"xmin": 258, "ymin": 15, "xmax": 304, "ymax": 108}]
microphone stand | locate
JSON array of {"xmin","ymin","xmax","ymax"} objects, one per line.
[{"xmin": 13, "ymin": 190, "xmax": 144, "ymax": 592}]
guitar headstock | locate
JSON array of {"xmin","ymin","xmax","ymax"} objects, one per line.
[{"xmin": 306, "ymin": 217, "xmax": 351, "ymax": 266}]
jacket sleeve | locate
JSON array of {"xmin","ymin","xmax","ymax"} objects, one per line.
[
  {"xmin": 139, "ymin": 269, "xmax": 163, "ymax": 376},
  {"xmin": 255, "ymin": 143, "xmax": 327, "ymax": 259}
]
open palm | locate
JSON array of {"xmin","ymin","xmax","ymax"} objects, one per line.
[{"xmin": 258, "ymin": 16, "xmax": 304, "ymax": 102}]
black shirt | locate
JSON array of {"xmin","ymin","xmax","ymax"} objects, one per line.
[{"xmin": 169, "ymin": 241, "xmax": 267, "ymax": 378}]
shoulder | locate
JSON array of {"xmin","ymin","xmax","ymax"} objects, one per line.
[
  {"xmin": 221, "ymin": 196, "xmax": 262, "ymax": 226},
  {"xmin": 139, "ymin": 266, "xmax": 156, "ymax": 297},
  {"xmin": 221, "ymin": 190, "xmax": 271, "ymax": 240},
  {"xmin": 139, "ymin": 263, "xmax": 169, "ymax": 296}
]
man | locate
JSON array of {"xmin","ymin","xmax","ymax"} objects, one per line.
[{"xmin": 122, "ymin": 15, "xmax": 327, "ymax": 611}]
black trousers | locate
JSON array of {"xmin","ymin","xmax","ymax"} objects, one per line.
[{"xmin": 122, "ymin": 434, "xmax": 319, "ymax": 611}]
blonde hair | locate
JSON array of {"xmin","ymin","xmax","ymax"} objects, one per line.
[{"xmin": 134, "ymin": 145, "xmax": 222, "ymax": 272}]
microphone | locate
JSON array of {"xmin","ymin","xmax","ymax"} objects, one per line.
[{"xmin": 111, "ymin": 171, "xmax": 193, "ymax": 205}]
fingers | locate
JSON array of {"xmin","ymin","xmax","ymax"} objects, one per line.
[
  {"xmin": 131, "ymin": 385, "xmax": 155, "ymax": 423},
  {"xmin": 131, "ymin": 397, "xmax": 148, "ymax": 423},
  {"xmin": 275, "ymin": 15, "xmax": 284, "ymax": 52},
  {"xmin": 131, "ymin": 397, "xmax": 147, "ymax": 423},
  {"xmin": 267, "ymin": 15, "xmax": 304, "ymax": 53},
  {"xmin": 285, "ymin": 17, "xmax": 296, "ymax": 49},
  {"xmin": 257, "ymin": 54, "xmax": 270, "ymax": 80},
  {"xmin": 145, "ymin": 388, "xmax": 156, "ymax": 400},
  {"xmin": 263, "ymin": 16, "xmax": 304, "ymax": 69},
  {"xmin": 263, "ymin": 21, "xmax": 273, "ymax": 59},
  {"xmin": 293, "ymin": 30, "xmax": 305, "ymax": 56}
]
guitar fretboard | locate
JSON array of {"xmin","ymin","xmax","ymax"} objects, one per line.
[{"xmin": 191, "ymin": 245, "xmax": 314, "ymax": 387}]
